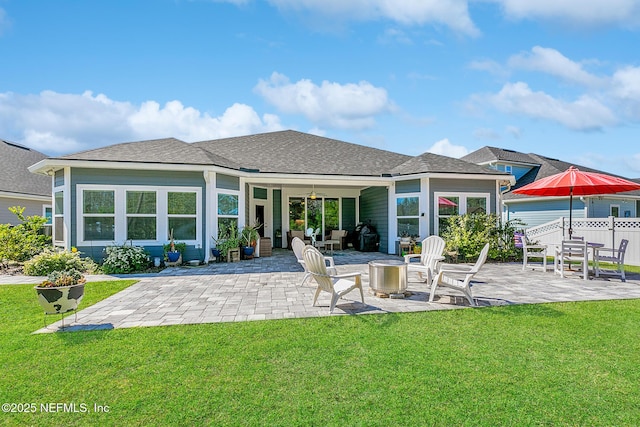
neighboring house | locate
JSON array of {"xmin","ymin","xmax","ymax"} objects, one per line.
[
  {"xmin": 0, "ymin": 139, "xmax": 51, "ymax": 226},
  {"xmin": 29, "ymin": 130, "xmax": 512, "ymax": 261},
  {"xmin": 462, "ymin": 146, "xmax": 640, "ymax": 229}
]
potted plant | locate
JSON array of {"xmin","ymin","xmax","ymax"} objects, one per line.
[
  {"xmin": 241, "ymin": 223, "xmax": 260, "ymax": 257},
  {"xmin": 216, "ymin": 222, "xmax": 241, "ymax": 262},
  {"xmin": 34, "ymin": 269, "xmax": 86, "ymax": 315},
  {"xmin": 164, "ymin": 229, "xmax": 186, "ymax": 263}
]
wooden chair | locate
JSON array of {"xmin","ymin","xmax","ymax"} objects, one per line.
[
  {"xmin": 302, "ymin": 245, "xmax": 364, "ymax": 313},
  {"xmin": 595, "ymin": 239, "xmax": 628, "ymax": 281},
  {"xmin": 429, "ymin": 243, "xmax": 490, "ymax": 307}
]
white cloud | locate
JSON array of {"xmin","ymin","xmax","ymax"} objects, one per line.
[
  {"xmin": 473, "ymin": 128, "xmax": 501, "ymax": 140},
  {"xmin": 0, "ymin": 8, "xmax": 10, "ymax": 36},
  {"xmin": 254, "ymin": 72, "xmax": 392, "ymax": 130},
  {"xmin": 469, "ymin": 59, "xmax": 509, "ymax": 78},
  {"xmin": 611, "ymin": 66, "xmax": 640, "ymax": 100},
  {"xmin": 505, "ymin": 125, "xmax": 522, "ymax": 138},
  {"xmin": 378, "ymin": 28, "xmax": 413, "ymax": 45},
  {"xmin": 490, "ymin": 0, "xmax": 640, "ymax": 28},
  {"xmin": 477, "ymin": 82, "xmax": 617, "ymax": 131},
  {"xmin": 266, "ymin": 0, "xmax": 479, "ymax": 36},
  {"xmin": 508, "ymin": 46, "xmax": 603, "ymax": 87},
  {"xmin": 0, "ymin": 90, "xmax": 283, "ymax": 155},
  {"xmin": 426, "ymin": 138, "xmax": 469, "ymax": 158}
]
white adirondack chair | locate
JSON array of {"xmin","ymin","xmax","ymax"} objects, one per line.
[
  {"xmin": 302, "ymin": 245, "xmax": 364, "ymax": 313},
  {"xmin": 291, "ymin": 237, "xmax": 336, "ymax": 285},
  {"xmin": 404, "ymin": 235, "xmax": 446, "ymax": 284},
  {"xmin": 429, "ymin": 243, "xmax": 490, "ymax": 307}
]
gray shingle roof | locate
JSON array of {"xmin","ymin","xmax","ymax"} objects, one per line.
[
  {"xmin": 56, "ymin": 138, "xmax": 240, "ymax": 169},
  {"xmin": 504, "ymin": 153, "xmax": 640, "ymax": 199},
  {"xmin": 389, "ymin": 151, "xmax": 506, "ymax": 176},
  {"xmin": 193, "ymin": 130, "xmax": 411, "ymax": 176},
  {"xmin": 0, "ymin": 140, "xmax": 50, "ymax": 197},
  {"xmin": 462, "ymin": 146, "xmax": 539, "ymax": 165}
]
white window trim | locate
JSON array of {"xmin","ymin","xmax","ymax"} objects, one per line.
[
  {"xmin": 505, "ymin": 165, "xmax": 512, "ymax": 174},
  {"xmin": 395, "ymin": 192, "xmax": 421, "ymax": 238},
  {"xmin": 610, "ymin": 204, "xmax": 620, "ymax": 218},
  {"xmin": 215, "ymin": 189, "xmax": 241, "ymax": 232},
  {"xmin": 77, "ymin": 185, "xmax": 202, "ymax": 247},
  {"xmin": 434, "ymin": 191, "xmax": 491, "ymax": 235}
]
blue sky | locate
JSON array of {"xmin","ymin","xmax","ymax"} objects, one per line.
[{"xmin": 1, "ymin": 0, "xmax": 639, "ymax": 177}]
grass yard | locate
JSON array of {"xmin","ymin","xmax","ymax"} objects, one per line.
[{"xmin": 1, "ymin": 281, "xmax": 639, "ymax": 426}]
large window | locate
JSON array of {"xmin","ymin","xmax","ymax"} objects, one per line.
[
  {"xmin": 77, "ymin": 185, "xmax": 201, "ymax": 245},
  {"xmin": 127, "ymin": 191, "xmax": 157, "ymax": 240},
  {"xmin": 397, "ymin": 196, "xmax": 419, "ymax": 237},
  {"xmin": 288, "ymin": 196, "xmax": 342, "ymax": 238},
  {"xmin": 169, "ymin": 192, "xmax": 197, "ymax": 241},
  {"xmin": 83, "ymin": 190, "xmax": 115, "ymax": 241},
  {"xmin": 435, "ymin": 193, "xmax": 489, "ymax": 235}
]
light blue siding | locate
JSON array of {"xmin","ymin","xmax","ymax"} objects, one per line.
[
  {"xmin": 588, "ymin": 197, "xmax": 636, "ymax": 218},
  {"xmin": 506, "ymin": 198, "xmax": 585, "ymax": 229}
]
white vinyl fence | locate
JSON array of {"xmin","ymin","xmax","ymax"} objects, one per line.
[{"xmin": 525, "ymin": 216, "xmax": 640, "ymax": 267}]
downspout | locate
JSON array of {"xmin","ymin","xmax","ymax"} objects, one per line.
[{"xmin": 499, "ymin": 179, "xmax": 512, "ymax": 222}]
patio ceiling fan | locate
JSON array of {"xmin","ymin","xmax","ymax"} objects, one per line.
[{"xmin": 307, "ymin": 184, "xmax": 326, "ymax": 200}]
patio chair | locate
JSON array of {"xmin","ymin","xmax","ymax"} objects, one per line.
[
  {"xmin": 287, "ymin": 230, "xmax": 310, "ymax": 249},
  {"xmin": 522, "ymin": 238, "xmax": 548, "ymax": 272},
  {"xmin": 404, "ymin": 235, "xmax": 446, "ymax": 284},
  {"xmin": 429, "ymin": 243, "xmax": 490, "ymax": 307},
  {"xmin": 302, "ymin": 245, "xmax": 364, "ymax": 313},
  {"xmin": 595, "ymin": 239, "xmax": 628, "ymax": 282},
  {"xmin": 329, "ymin": 229, "xmax": 348, "ymax": 250},
  {"xmin": 292, "ymin": 237, "xmax": 336, "ymax": 285},
  {"xmin": 554, "ymin": 239, "xmax": 588, "ymax": 281}
]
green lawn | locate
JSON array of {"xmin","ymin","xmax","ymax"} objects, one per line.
[{"xmin": 1, "ymin": 281, "xmax": 640, "ymax": 426}]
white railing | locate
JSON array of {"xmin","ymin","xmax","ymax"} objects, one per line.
[{"xmin": 525, "ymin": 216, "xmax": 640, "ymax": 266}]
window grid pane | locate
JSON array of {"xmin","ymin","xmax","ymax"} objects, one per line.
[
  {"xmin": 168, "ymin": 192, "xmax": 197, "ymax": 215},
  {"xmin": 127, "ymin": 217, "xmax": 157, "ymax": 240},
  {"xmin": 217, "ymin": 194, "xmax": 238, "ymax": 216},
  {"xmin": 84, "ymin": 217, "xmax": 115, "ymax": 241},
  {"xmin": 127, "ymin": 191, "xmax": 156, "ymax": 214},
  {"xmin": 84, "ymin": 190, "xmax": 115, "ymax": 214},
  {"xmin": 397, "ymin": 197, "xmax": 419, "ymax": 216},
  {"xmin": 169, "ymin": 217, "xmax": 196, "ymax": 241}
]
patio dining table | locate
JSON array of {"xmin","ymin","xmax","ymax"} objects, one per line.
[{"xmin": 553, "ymin": 240, "xmax": 604, "ymax": 277}]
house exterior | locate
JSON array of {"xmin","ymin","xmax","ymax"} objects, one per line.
[
  {"xmin": 462, "ymin": 146, "xmax": 640, "ymax": 229},
  {"xmin": 29, "ymin": 130, "xmax": 512, "ymax": 262},
  {"xmin": 0, "ymin": 139, "xmax": 51, "ymax": 227}
]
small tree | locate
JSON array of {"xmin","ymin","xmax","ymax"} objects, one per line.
[{"xmin": 0, "ymin": 206, "xmax": 50, "ymax": 266}]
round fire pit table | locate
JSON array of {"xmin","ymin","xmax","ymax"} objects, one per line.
[{"xmin": 368, "ymin": 259, "xmax": 408, "ymax": 298}]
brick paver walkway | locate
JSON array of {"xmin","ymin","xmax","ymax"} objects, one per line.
[{"xmin": 5, "ymin": 249, "xmax": 637, "ymax": 333}]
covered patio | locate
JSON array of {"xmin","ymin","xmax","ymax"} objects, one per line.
[{"xmin": 28, "ymin": 249, "xmax": 640, "ymax": 333}]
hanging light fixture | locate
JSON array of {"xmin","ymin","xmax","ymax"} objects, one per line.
[{"xmin": 309, "ymin": 184, "xmax": 317, "ymax": 200}]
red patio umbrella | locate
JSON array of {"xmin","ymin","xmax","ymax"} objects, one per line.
[
  {"xmin": 512, "ymin": 166, "xmax": 640, "ymax": 238},
  {"xmin": 438, "ymin": 197, "xmax": 457, "ymax": 206}
]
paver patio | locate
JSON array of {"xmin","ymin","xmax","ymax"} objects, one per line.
[{"xmin": 7, "ymin": 249, "xmax": 639, "ymax": 334}]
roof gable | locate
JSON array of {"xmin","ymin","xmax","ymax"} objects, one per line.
[
  {"xmin": 462, "ymin": 146, "xmax": 539, "ymax": 165},
  {"xmin": 0, "ymin": 140, "xmax": 50, "ymax": 197},
  {"xmin": 390, "ymin": 151, "xmax": 508, "ymax": 176}
]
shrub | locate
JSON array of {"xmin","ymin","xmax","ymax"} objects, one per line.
[
  {"xmin": 102, "ymin": 243, "xmax": 150, "ymax": 274},
  {"xmin": 442, "ymin": 213, "xmax": 525, "ymax": 262},
  {"xmin": 23, "ymin": 248, "xmax": 99, "ymax": 276},
  {"xmin": 0, "ymin": 206, "xmax": 50, "ymax": 264}
]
